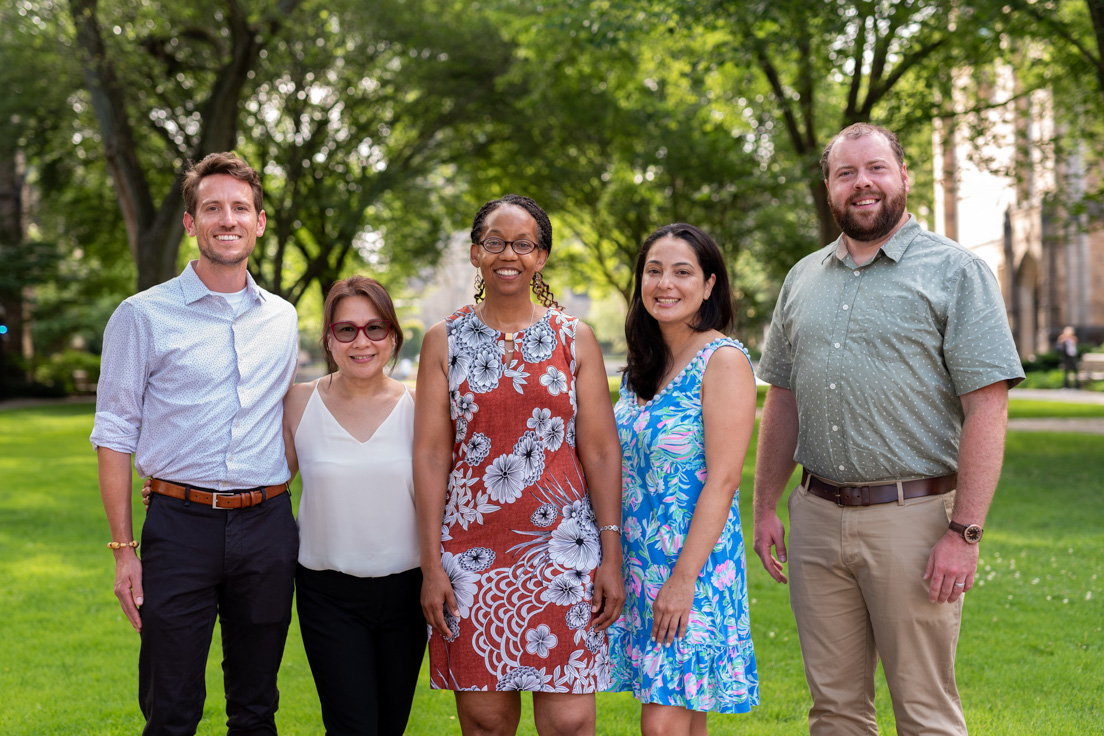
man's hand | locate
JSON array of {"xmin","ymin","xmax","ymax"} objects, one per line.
[
  {"xmin": 140, "ymin": 478, "xmax": 152, "ymax": 509},
  {"xmin": 113, "ymin": 550, "xmax": 144, "ymax": 632},
  {"xmin": 753, "ymin": 510, "xmax": 789, "ymax": 584},
  {"xmin": 923, "ymin": 532, "xmax": 979, "ymax": 604}
]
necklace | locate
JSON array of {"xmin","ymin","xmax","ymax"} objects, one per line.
[{"xmin": 478, "ymin": 302, "xmax": 538, "ymax": 355}]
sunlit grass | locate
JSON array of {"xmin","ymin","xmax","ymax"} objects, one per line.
[{"xmin": 1, "ymin": 405, "xmax": 1101, "ymax": 734}]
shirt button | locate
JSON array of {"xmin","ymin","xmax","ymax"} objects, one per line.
[
  {"xmin": 834, "ymin": 342, "xmax": 841, "ymax": 348},
  {"xmin": 853, "ymin": 270, "xmax": 860, "ymax": 276},
  {"xmin": 829, "ymin": 383, "xmax": 837, "ymax": 389},
  {"xmin": 842, "ymin": 305, "xmax": 849, "ymax": 310},
  {"xmin": 839, "ymin": 465, "xmax": 846, "ymax": 471},
  {"xmin": 832, "ymin": 425, "xmax": 839, "ymax": 431}
]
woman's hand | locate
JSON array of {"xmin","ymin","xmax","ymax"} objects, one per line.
[
  {"xmin": 140, "ymin": 478, "xmax": 152, "ymax": 510},
  {"xmin": 651, "ymin": 573, "xmax": 695, "ymax": 646},
  {"xmin": 420, "ymin": 564, "xmax": 459, "ymax": 639},
  {"xmin": 590, "ymin": 555, "xmax": 625, "ymax": 631}
]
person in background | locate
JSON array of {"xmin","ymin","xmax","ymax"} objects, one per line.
[
  {"xmin": 1056, "ymin": 325, "xmax": 1080, "ymax": 389},
  {"xmin": 607, "ymin": 223, "xmax": 759, "ymax": 734},
  {"xmin": 92, "ymin": 152, "xmax": 299, "ymax": 735},
  {"xmin": 414, "ymin": 194, "xmax": 624, "ymax": 735},
  {"xmin": 753, "ymin": 122, "xmax": 1024, "ymax": 735}
]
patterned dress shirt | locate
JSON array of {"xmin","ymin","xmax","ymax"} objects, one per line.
[
  {"xmin": 90, "ymin": 262, "xmax": 298, "ymax": 490},
  {"xmin": 758, "ymin": 217, "xmax": 1024, "ymax": 484}
]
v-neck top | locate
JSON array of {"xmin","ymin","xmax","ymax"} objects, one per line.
[{"xmin": 295, "ymin": 383, "xmax": 419, "ymax": 577}]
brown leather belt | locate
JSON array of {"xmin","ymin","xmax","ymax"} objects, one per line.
[
  {"xmin": 802, "ymin": 470, "xmax": 956, "ymax": 507},
  {"xmin": 149, "ymin": 479, "xmax": 289, "ymax": 510}
]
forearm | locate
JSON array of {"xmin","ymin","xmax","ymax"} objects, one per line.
[
  {"xmin": 414, "ymin": 457, "xmax": 450, "ymax": 570},
  {"xmin": 753, "ymin": 387, "xmax": 799, "ymax": 518},
  {"xmin": 670, "ymin": 483, "xmax": 737, "ymax": 583},
  {"xmin": 98, "ymin": 447, "xmax": 136, "ymax": 543},
  {"xmin": 953, "ymin": 383, "xmax": 1009, "ymax": 525}
]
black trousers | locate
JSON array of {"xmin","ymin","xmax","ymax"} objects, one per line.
[
  {"xmin": 139, "ymin": 490, "xmax": 299, "ymax": 736},
  {"xmin": 295, "ymin": 564, "xmax": 426, "ymax": 736}
]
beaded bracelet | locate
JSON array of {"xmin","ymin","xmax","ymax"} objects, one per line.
[
  {"xmin": 598, "ymin": 525, "xmax": 622, "ymax": 535},
  {"xmin": 107, "ymin": 540, "xmax": 140, "ymax": 550}
]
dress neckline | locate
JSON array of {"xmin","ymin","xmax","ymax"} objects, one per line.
[{"xmin": 628, "ymin": 336, "xmax": 733, "ymax": 409}]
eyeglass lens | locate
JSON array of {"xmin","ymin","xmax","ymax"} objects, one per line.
[
  {"xmin": 331, "ymin": 321, "xmax": 390, "ymax": 342},
  {"xmin": 481, "ymin": 238, "xmax": 536, "ymax": 254}
]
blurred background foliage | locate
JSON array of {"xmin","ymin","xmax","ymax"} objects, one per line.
[{"xmin": 2, "ymin": 0, "xmax": 1104, "ymax": 394}]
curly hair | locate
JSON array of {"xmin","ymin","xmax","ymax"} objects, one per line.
[{"xmin": 470, "ymin": 194, "xmax": 561, "ymax": 309}]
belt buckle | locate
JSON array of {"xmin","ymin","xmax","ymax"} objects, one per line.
[
  {"xmin": 212, "ymin": 492, "xmax": 234, "ymax": 509},
  {"xmin": 834, "ymin": 487, "xmax": 843, "ymax": 507}
]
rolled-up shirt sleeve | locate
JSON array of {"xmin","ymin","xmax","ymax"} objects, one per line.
[{"xmin": 90, "ymin": 301, "xmax": 149, "ymax": 454}]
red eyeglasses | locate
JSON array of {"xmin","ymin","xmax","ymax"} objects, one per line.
[{"xmin": 329, "ymin": 320, "xmax": 392, "ymax": 343}]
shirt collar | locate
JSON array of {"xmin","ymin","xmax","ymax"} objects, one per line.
[
  {"xmin": 821, "ymin": 214, "xmax": 920, "ymax": 268},
  {"xmin": 179, "ymin": 261, "xmax": 264, "ymax": 306}
]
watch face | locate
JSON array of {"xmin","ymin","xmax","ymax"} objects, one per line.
[{"xmin": 964, "ymin": 524, "xmax": 983, "ymax": 544}]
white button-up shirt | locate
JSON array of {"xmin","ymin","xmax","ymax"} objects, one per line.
[{"xmin": 90, "ymin": 262, "xmax": 298, "ymax": 490}]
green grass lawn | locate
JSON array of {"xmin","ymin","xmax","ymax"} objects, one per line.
[
  {"xmin": 1007, "ymin": 398, "xmax": 1104, "ymax": 419},
  {"xmin": 1, "ymin": 404, "xmax": 1101, "ymax": 734}
]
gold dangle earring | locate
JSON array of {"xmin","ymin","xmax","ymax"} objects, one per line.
[{"xmin": 474, "ymin": 273, "xmax": 485, "ymax": 303}]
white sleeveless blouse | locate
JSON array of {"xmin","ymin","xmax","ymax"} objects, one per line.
[{"xmin": 295, "ymin": 384, "xmax": 419, "ymax": 578}]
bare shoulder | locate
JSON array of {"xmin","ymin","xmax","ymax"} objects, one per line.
[
  {"xmin": 702, "ymin": 341, "xmax": 754, "ymax": 387},
  {"xmin": 283, "ymin": 378, "xmax": 320, "ymax": 432}
]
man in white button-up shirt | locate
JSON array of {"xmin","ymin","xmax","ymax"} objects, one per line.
[
  {"xmin": 91, "ymin": 153, "xmax": 299, "ymax": 735},
  {"xmin": 753, "ymin": 124, "xmax": 1023, "ymax": 736}
]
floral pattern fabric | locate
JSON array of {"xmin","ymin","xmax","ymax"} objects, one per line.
[
  {"xmin": 607, "ymin": 337, "xmax": 759, "ymax": 713},
  {"xmin": 428, "ymin": 305, "xmax": 610, "ymax": 693}
]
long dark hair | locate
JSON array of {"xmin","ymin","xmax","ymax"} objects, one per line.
[
  {"xmin": 624, "ymin": 223, "xmax": 734, "ymax": 401},
  {"xmin": 470, "ymin": 194, "xmax": 561, "ymax": 308}
]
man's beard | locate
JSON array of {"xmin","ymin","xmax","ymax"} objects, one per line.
[{"xmin": 830, "ymin": 186, "xmax": 907, "ymax": 243}]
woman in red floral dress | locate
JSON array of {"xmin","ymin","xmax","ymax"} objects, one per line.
[{"xmin": 414, "ymin": 195, "xmax": 624, "ymax": 734}]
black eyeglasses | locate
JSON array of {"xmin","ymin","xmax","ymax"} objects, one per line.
[
  {"xmin": 477, "ymin": 237, "xmax": 538, "ymax": 255},
  {"xmin": 329, "ymin": 320, "xmax": 392, "ymax": 343}
]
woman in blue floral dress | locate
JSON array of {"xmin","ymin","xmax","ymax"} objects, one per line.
[{"xmin": 608, "ymin": 223, "xmax": 759, "ymax": 733}]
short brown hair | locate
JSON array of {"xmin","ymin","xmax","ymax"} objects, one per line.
[
  {"xmin": 321, "ymin": 276, "xmax": 404, "ymax": 372},
  {"xmin": 820, "ymin": 123, "xmax": 906, "ymax": 179},
  {"xmin": 181, "ymin": 152, "xmax": 264, "ymax": 216}
]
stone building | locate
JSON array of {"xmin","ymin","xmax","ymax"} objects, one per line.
[{"xmin": 932, "ymin": 66, "xmax": 1103, "ymax": 357}]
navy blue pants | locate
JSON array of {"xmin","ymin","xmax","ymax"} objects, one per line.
[
  {"xmin": 295, "ymin": 564, "xmax": 426, "ymax": 736},
  {"xmin": 139, "ymin": 490, "xmax": 299, "ymax": 736}
]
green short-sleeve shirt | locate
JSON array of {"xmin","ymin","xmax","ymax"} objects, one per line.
[{"xmin": 758, "ymin": 217, "xmax": 1024, "ymax": 483}]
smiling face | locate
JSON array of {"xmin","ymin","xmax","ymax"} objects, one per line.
[
  {"xmin": 825, "ymin": 132, "xmax": 909, "ymax": 248},
  {"xmin": 326, "ymin": 295, "xmax": 395, "ymax": 378},
  {"xmin": 182, "ymin": 173, "xmax": 266, "ymax": 269},
  {"xmin": 470, "ymin": 204, "xmax": 548, "ymax": 298},
  {"xmin": 640, "ymin": 236, "xmax": 716, "ymax": 330}
]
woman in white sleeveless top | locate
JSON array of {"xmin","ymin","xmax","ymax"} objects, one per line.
[{"xmin": 282, "ymin": 276, "xmax": 423, "ymax": 736}]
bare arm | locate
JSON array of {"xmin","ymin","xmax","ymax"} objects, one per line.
[
  {"xmin": 281, "ymin": 380, "xmax": 316, "ymax": 481},
  {"xmin": 98, "ymin": 447, "xmax": 143, "ymax": 632},
  {"xmin": 412, "ymin": 322, "xmax": 459, "ymax": 637},
  {"xmin": 652, "ymin": 347, "xmax": 756, "ymax": 645},
  {"xmin": 572, "ymin": 322, "xmax": 625, "ymax": 631},
  {"xmin": 752, "ymin": 385, "xmax": 800, "ymax": 584},
  {"xmin": 924, "ymin": 380, "xmax": 1009, "ymax": 603}
]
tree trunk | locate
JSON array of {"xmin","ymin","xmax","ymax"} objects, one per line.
[
  {"xmin": 68, "ymin": 0, "xmax": 301, "ymax": 292},
  {"xmin": 0, "ymin": 148, "xmax": 28, "ymax": 390}
]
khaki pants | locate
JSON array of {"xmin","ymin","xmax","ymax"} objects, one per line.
[{"xmin": 787, "ymin": 481, "xmax": 968, "ymax": 736}]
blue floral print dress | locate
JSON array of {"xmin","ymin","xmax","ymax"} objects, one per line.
[
  {"xmin": 607, "ymin": 337, "xmax": 759, "ymax": 713},
  {"xmin": 427, "ymin": 305, "xmax": 611, "ymax": 693}
]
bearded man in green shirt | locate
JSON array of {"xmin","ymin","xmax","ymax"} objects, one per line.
[{"xmin": 753, "ymin": 122, "xmax": 1024, "ymax": 736}]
